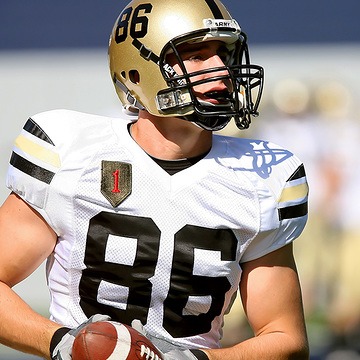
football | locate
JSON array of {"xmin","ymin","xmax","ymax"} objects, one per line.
[{"xmin": 72, "ymin": 320, "xmax": 163, "ymax": 360}]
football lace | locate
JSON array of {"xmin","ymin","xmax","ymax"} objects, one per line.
[{"xmin": 140, "ymin": 344, "xmax": 162, "ymax": 360}]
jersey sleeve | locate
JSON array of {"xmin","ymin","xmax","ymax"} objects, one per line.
[
  {"xmin": 6, "ymin": 109, "xmax": 132, "ymax": 236},
  {"xmin": 6, "ymin": 111, "xmax": 63, "ymax": 231},
  {"xmin": 240, "ymin": 147, "xmax": 309, "ymax": 263}
]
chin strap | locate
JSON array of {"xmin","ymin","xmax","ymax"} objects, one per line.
[{"xmin": 113, "ymin": 75, "xmax": 145, "ymax": 111}]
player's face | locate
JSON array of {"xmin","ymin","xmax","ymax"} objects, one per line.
[{"xmin": 166, "ymin": 40, "xmax": 233, "ymax": 105}]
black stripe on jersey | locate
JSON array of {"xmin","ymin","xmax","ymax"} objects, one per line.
[
  {"xmin": 205, "ymin": 0, "xmax": 224, "ymax": 19},
  {"xmin": 287, "ymin": 164, "xmax": 306, "ymax": 181},
  {"xmin": 10, "ymin": 152, "xmax": 55, "ymax": 184},
  {"xmin": 279, "ymin": 202, "xmax": 308, "ymax": 220},
  {"xmin": 24, "ymin": 118, "xmax": 54, "ymax": 145}
]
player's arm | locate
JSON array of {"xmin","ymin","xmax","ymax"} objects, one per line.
[
  {"xmin": 203, "ymin": 243, "xmax": 309, "ymax": 360},
  {"xmin": 0, "ymin": 192, "xmax": 62, "ymax": 359}
]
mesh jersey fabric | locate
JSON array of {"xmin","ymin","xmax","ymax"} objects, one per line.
[{"xmin": 6, "ymin": 109, "xmax": 308, "ymax": 351}]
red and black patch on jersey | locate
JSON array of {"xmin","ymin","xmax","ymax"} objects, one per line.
[{"xmin": 101, "ymin": 161, "xmax": 132, "ymax": 207}]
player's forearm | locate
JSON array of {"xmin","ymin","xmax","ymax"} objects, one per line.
[
  {"xmin": 0, "ymin": 281, "xmax": 60, "ymax": 359},
  {"xmin": 203, "ymin": 332, "xmax": 309, "ymax": 360}
]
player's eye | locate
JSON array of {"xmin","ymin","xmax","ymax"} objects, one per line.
[
  {"xmin": 188, "ymin": 54, "xmax": 204, "ymax": 62},
  {"xmin": 217, "ymin": 47, "xmax": 233, "ymax": 65}
]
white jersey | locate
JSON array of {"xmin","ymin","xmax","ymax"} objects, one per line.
[{"xmin": 6, "ymin": 109, "xmax": 308, "ymax": 351}]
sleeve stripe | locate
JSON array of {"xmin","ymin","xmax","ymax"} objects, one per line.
[
  {"xmin": 10, "ymin": 152, "xmax": 55, "ymax": 184},
  {"xmin": 14, "ymin": 135, "xmax": 61, "ymax": 168},
  {"xmin": 278, "ymin": 164, "xmax": 308, "ymax": 220},
  {"xmin": 279, "ymin": 202, "xmax": 308, "ymax": 220},
  {"xmin": 287, "ymin": 164, "xmax": 306, "ymax": 181},
  {"xmin": 23, "ymin": 118, "xmax": 54, "ymax": 145},
  {"xmin": 278, "ymin": 182, "xmax": 308, "ymax": 203}
]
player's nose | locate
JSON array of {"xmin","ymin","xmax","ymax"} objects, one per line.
[
  {"xmin": 208, "ymin": 54, "xmax": 227, "ymax": 68},
  {"xmin": 204, "ymin": 54, "xmax": 229, "ymax": 78}
]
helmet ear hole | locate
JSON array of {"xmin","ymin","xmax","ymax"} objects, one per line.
[
  {"xmin": 120, "ymin": 71, "xmax": 126, "ymax": 79},
  {"xmin": 129, "ymin": 70, "xmax": 140, "ymax": 84}
]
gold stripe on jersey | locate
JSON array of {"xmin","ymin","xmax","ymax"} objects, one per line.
[
  {"xmin": 15, "ymin": 135, "xmax": 61, "ymax": 168},
  {"xmin": 278, "ymin": 182, "xmax": 309, "ymax": 203}
]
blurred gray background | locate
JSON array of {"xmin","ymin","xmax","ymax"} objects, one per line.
[{"xmin": 1, "ymin": 1, "xmax": 360, "ymax": 359}]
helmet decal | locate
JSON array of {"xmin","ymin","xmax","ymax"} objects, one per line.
[{"xmin": 114, "ymin": 3, "xmax": 153, "ymax": 44}]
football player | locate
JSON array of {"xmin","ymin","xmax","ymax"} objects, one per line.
[{"xmin": 0, "ymin": 0, "xmax": 310, "ymax": 359}]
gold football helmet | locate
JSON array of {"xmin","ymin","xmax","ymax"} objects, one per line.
[{"xmin": 108, "ymin": 0, "xmax": 264, "ymax": 130}]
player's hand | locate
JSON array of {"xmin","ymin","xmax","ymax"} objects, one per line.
[
  {"xmin": 50, "ymin": 314, "xmax": 111, "ymax": 360},
  {"xmin": 163, "ymin": 349, "xmax": 209, "ymax": 360},
  {"xmin": 131, "ymin": 319, "xmax": 147, "ymax": 336}
]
